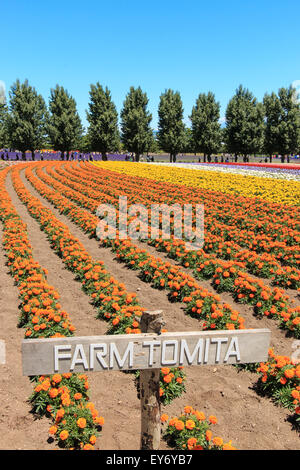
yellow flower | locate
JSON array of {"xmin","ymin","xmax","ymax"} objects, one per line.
[{"xmin": 92, "ymin": 161, "xmax": 300, "ymax": 206}]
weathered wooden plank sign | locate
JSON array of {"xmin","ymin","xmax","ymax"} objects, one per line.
[{"xmin": 22, "ymin": 328, "xmax": 271, "ymax": 376}]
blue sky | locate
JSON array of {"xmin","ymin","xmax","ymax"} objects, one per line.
[{"xmin": 2, "ymin": 0, "xmax": 300, "ymax": 131}]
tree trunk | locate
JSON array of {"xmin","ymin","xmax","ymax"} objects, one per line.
[
  {"xmin": 203, "ymin": 154, "xmax": 206, "ymax": 162},
  {"xmin": 269, "ymin": 154, "xmax": 273, "ymax": 163},
  {"xmin": 22, "ymin": 151, "xmax": 26, "ymax": 161},
  {"xmin": 135, "ymin": 153, "xmax": 140, "ymax": 162},
  {"xmin": 102, "ymin": 152, "xmax": 108, "ymax": 161},
  {"xmin": 169, "ymin": 153, "xmax": 172, "ymax": 163}
]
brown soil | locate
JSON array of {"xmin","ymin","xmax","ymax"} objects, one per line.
[{"xmin": 0, "ymin": 164, "xmax": 299, "ymax": 451}]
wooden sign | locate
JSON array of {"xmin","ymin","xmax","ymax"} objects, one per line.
[
  {"xmin": 22, "ymin": 328, "xmax": 270, "ymax": 376},
  {"xmin": 21, "ymin": 310, "xmax": 271, "ymax": 451}
]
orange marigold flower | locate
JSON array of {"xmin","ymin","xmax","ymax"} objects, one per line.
[
  {"xmin": 187, "ymin": 437, "xmax": 197, "ymax": 447},
  {"xmin": 174, "ymin": 420, "xmax": 185, "ymax": 431},
  {"xmin": 41, "ymin": 380, "xmax": 51, "ymax": 391},
  {"xmin": 49, "ymin": 388, "xmax": 59, "ymax": 399},
  {"xmin": 34, "ymin": 384, "xmax": 42, "ymax": 393},
  {"xmin": 185, "ymin": 419, "xmax": 195, "ymax": 430},
  {"xmin": 168, "ymin": 418, "xmax": 177, "ymax": 427},
  {"xmin": 184, "ymin": 406, "xmax": 193, "ymax": 414},
  {"xmin": 208, "ymin": 415, "xmax": 217, "ymax": 424},
  {"xmin": 160, "ymin": 414, "xmax": 169, "ymax": 423},
  {"xmin": 52, "ymin": 374, "xmax": 62, "ymax": 384},
  {"xmin": 213, "ymin": 436, "xmax": 223, "ymax": 447},
  {"xmin": 55, "ymin": 408, "xmax": 65, "ymax": 421},
  {"xmin": 61, "ymin": 392, "xmax": 70, "ymax": 404},
  {"xmin": 284, "ymin": 368, "xmax": 295, "ymax": 379},
  {"xmin": 95, "ymin": 416, "xmax": 105, "ymax": 426},
  {"xmin": 49, "ymin": 425, "xmax": 57, "ymax": 435},
  {"xmin": 77, "ymin": 417, "xmax": 87, "ymax": 429},
  {"xmin": 291, "ymin": 390, "xmax": 300, "ymax": 399},
  {"xmin": 194, "ymin": 411, "xmax": 206, "ymax": 421},
  {"xmin": 83, "ymin": 444, "xmax": 94, "ymax": 450},
  {"xmin": 63, "ymin": 373, "xmax": 72, "ymax": 379},
  {"xmin": 59, "ymin": 430, "xmax": 69, "ymax": 441},
  {"xmin": 163, "ymin": 374, "xmax": 172, "ymax": 384}
]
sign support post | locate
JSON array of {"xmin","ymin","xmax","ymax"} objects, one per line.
[{"xmin": 139, "ymin": 310, "xmax": 165, "ymax": 450}]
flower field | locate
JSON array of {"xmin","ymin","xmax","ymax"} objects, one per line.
[{"xmin": 0, "ymin": 160, "xmax": 299, "ymax": 450}]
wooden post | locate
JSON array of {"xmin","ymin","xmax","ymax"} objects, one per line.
[{"xmin": 140, "ymin": 310, "xmax": 165, "ymax": 450}]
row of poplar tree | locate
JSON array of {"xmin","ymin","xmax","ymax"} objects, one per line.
[{"xmin": 0, "ymin": 79, "xmax": 300, "ymax": 162}]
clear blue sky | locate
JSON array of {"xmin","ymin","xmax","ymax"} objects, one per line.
[{"xmin": 2, "ymin": 0, "xmax": 300, "ymax": 131}]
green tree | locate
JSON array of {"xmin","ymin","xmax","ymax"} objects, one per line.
[
  {"xmin": 6, "ymin": 79, "xmax": 47, "ymax": 159},
  {"xmin": 147, "ymin": 131, "xmax": 159, "ymax": 154},
  {"xmin": 86, "ymin": 83, "xmax": 120, "ymax": 160},
  {"xmin": 225, "ymin": 85, "xmax": 264, "ymax": 161},
  {"xmin": 190, "ymin": 92, "xmax": 222, "ymax": 162},
  {"xmin": 47, "ymin": 85, "xmax": 83, "ymax": 155},
  {"xmin": 157, "ymin": 89, "xmax": 186, "ymax": 162},
  {"xmin": 184, "ymin": 127, "xmax": 195, "ymax": 154},
  {"xmin": 277, "ymin": 86, "xmax": 300, "ymax": 161},
  {"xmin": 263, "ymin": 91, "xmax": 282, "ymax": 162},
  {"xmin": 120, "ymin": 86, "xmax": 153, "ymax": 161}
]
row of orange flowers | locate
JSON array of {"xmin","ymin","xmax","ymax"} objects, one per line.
[
  {"xmin": 75, "ymin": 161, "xmax": 300, "ymax": 269},
  {"xmin": 25, "ymin": 162, "xmax": 300, "ymax": 420},
  {"xmin": 26, "ymin": 163, "xmax": 246, "ymax": 331},
  {"xmin": 0, "ymin": 165, "xmax": 104, "ymax": 450},
  {"xmin": 40, "ymin": 160, "xmax": 299, "ymax": 295},
  {"xmin": 37, "ymin": 162, "xmax": 299, "ymax": 338},
  {"xmin": 54, "ymin": 161, "xmax": 300, "ymax": 278},
  {"xmin": 11, "ymin": 164, "xmax": 187, "ymax": 405},
  {"xmin": 89, "ymin": 162, "xmax": 299, "ymax": 238}
]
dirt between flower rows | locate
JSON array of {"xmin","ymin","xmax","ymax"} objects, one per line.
[{"xmin": 0, "ymin": 163, "xmax": 299, "ymax": 451}]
